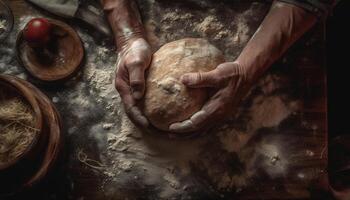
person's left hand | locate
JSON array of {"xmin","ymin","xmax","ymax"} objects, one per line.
[{"xmin": 169, "ymin": 61, "xmax": 252, "ymax": 133}]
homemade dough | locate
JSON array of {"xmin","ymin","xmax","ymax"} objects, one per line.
[{"xmin": 142, "ymin": 38, "xmax": 225, "ymax": 131}]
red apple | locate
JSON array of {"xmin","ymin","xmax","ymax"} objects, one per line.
[{"xmin": 23, "ymin": 18, "xmax": 52, "ymax": 47}]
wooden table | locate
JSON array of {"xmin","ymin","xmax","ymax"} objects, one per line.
[{"xmin": 1, "ymin": 0, "xmax": 328, "ymax": 199}]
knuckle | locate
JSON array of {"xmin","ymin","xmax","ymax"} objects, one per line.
[
  {"xmin": 196, "ymin": 72, "xmax": 203, "ymax": 82},
  {"xmin": 126, "ymin": 56, "xmax": 146, "ymax": 68},
  {"xmin": 200, "ymin": 72, "xmax": 214, "ymax": 84},
  {"xmin": 215, "ymin": 66, "xmax": 227, "ymax": 77},
  {"xmin": 211, "ymin": 68, "xmax": 221, "ymax": 79},
  {"xmin": 130, "ymin": 79, "xmax": 144, "ymax": 85},
  {"xmin": 129, "ymin": 73, "xmax": 145, "ymax": 85}
]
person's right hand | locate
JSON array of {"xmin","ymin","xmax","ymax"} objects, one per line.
[{"xmin": 115, "ymin": 37, "xmax": 152, "ymax": 128}]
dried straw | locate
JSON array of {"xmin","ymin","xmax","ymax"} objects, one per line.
[{"xmin": 0, "ymin": 91, "xmax": 38, "ymax": 165}]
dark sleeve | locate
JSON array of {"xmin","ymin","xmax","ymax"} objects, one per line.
[{"xmin": 276, "ymin": 0, "xmax": 339, "ymax": 17}]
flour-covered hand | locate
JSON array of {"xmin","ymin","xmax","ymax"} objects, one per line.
[
  {"xmin": 115, "ymin": 37, "xmax": 152, "ymax": 127},
  {"xmin": 169, "ymin": 62, "xmax": 251, "ymax": 133}
]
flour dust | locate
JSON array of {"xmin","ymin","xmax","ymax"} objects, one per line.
[{"xmin": 0, "ymin": 1, "xmax": 322, "ymax": 199}]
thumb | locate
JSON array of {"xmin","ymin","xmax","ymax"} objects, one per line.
[{"xmin": 180, "ymin": 69, "xmax": 222, "ymax": 88}]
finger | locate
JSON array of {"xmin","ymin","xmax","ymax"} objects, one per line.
[
  {"xmin": 181, "ymin": 62, "xmax": 240, "ymax": 88},
  {"xmin": 169, "ymin": 92, "xmax": 225, "ymax": 133},
  {"xmin": 115, "ymin": 67, "xmax": 134, "ymax": 108},
  {"xmin": 118, "ymin": 89, "xmax": 149, "ymax": 128},
  {"xmin": 169, "ymin": 98, "xmax": 221, "ymax": 133},
  {"xmin": 169, "ymin": 120, "xmax": 194, "ymax": 133},
  {"xmin": 180, "ymin": 70, "xmax": 222, "ymax": 88},
  {"xmin": 126, "ymin": 57, "xmax": 148, "ymax": 100},
  {"xmin": 169, "ymin": 110, "xmax": 209, "ymax": 133},
  {"xmin": 128, "ymin": 106, "xmax": 149, "ymax": 127},
  {"xmin": 115, "ymin": 70, "xmax": 149, "ymax": 128}
]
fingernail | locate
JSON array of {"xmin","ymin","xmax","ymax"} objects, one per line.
[
  {"xmin": 139, "ymin": 116, "xmax": 149, "ymax": 127},
  {"xmin": 133, "ymin": 91, "xmax": 143, "ymax": 99}
]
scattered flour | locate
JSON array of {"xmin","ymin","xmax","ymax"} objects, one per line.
[
  {"xmin": 161, "ymin": 11, "xmax": 194, "ymax": 22},
  {"xmin": 1, "ymin": 15, "xmax": 38, "ymax": 75},
  {"xmin": 67, "ymin": 1, "xmax": 303, "ymax": 197},
  {"xmin": 0, "ymin": 19, "xmax": 6, "ymax": 32},
  {"xmin": 195, "ymin": 16, "xmax": 225, "ymax": 39},
  {"xmin": 0, "ymin": 1, "xmax": 324, "ymax": 199}
]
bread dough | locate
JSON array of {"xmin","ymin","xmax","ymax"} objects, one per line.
[{"xmin": 142, "ymin": 38, "xmax": 225, "ymax": 131}]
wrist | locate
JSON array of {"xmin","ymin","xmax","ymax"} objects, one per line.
[
  {"xmin": 235, "ymin": 42, "xmax": 272, "ymax": 83},
  {"xmin": 234, "ymin": 60, "xmax": 256, "ymax": 84},
  {"xmin": 103, "ymin": 0, "xmax": 145, "ymax": 51},
  {"xmin": 117, "ymin": 37, "xmax": 151, "ymax": 63},
  {"xmin": 116, "ymin": 31, "xmax": 146, "ymax": 52}
]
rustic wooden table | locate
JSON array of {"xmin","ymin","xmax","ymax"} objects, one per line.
[{"xmin": 1, "ymin": 0, "xmax": 328, "ymax": 199}]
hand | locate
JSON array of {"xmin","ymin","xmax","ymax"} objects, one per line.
[
  {"xmin": 115, "ymin": 37, "xmax": 152, "ymax": 127},
  {"xmin": 169, "ymin": 62, "xmax": 251, "ymax": 133}
]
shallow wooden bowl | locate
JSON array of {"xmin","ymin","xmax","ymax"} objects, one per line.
[
  {"xmin": 16, "ymin": 19, "xmax": 84, "ymax": 83},
  {"xmin": 15, "ymin": 77, "xmax": 63, "ymax": 188},
  {"xmin": 0, "ymin": 75, "xmax": 44, "ymax": 173},
  {"xmin": 0, "ymin": 75, "xmax": 62, "ymax": 196}
]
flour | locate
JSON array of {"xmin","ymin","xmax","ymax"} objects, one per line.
[
  {"xmin": 157, "ymin": 77, "xmax": 181, "ymax": 95},
  {"xmin": 77, "ymin": 32, "xmax": 119, "ymax": 115},
  {"xmin": 139, "ymin": 1, "xmax": 267, "ymax": 63},
  {"xmin": 85, "ymin": 66, "xmax": 114, "ymax": 98},
  {"xmin": 71, "ymin": 1, "xmax": 301, "ymax": 197},
  {"xmin": 0, "ymin": 1, "xmax": 322, "ymax": 198},
  {"xmin": 0, "ymin": 19, "xmax": 6, "ymax": 33},
  {"xmin": 1, "ymin": 15, "xmax": 39, "ymax": 75},
  {"xmin": 97, "ymin": 72, "xmax": 300, "ymax": 197},
  {"xmin": 161, "ymin": 11, "xmax": 194, "ymax": 22},
  {"xmin": 195, "ymin": 16, "xmax": 228, "ymax": 40},
  {"xmin": 248, "ymin": 95, "xmax": 293, "ymax": 130},
  {"xmin": 231, "ymin": 15, "xmax": 250, "ymax": 44},
  {"xmin": 102, "ymin": 123, "xmax": 113, "ymax": 130}
]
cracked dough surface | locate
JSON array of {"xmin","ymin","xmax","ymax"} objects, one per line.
[{"xmin": 142, "ymin": 38, "xmax": 224, "ymax": 131}]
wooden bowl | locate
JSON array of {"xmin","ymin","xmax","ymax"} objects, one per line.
[
  {"xmin": 0, "ymin": 75, "xmax": 62, "ymax": 196},
  {"xmin": 0, "ymin": 75, "xmax": 44, "ymax": 173},
  {"xmin": 14, "ymin": 77, "xmax": 63, "ymax": 187},
  {"xmin": 16, "ymin": 19, "xmax": 84, "ymax": 83}
]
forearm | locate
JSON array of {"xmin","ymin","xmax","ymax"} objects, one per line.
[
  {"xmin": 237, "ymin": 1, "xmax": 317, "ymax": 82},
  {"xmin": 101, "ymin": 0, "xmax": 145, "ymax": 50}
]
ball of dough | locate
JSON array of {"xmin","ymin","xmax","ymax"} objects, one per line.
[{"xmin": 142, "ymin": 38, "xmax": 225, "ymax": 131}]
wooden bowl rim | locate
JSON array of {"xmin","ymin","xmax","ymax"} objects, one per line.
[
  {"xmin": 0, "ymin": 75, "xmax": 43, "ymax": 170},
  {"xmin": 12, "ymin": 77, "xmax": 63, "ymax": 188},
  {"xmin": 16, "ymin": 18, "xmax": 84, "ymax": 82},
  {"xmin": 0, "ymin": 76, "xmax": 63, "ymax": 196}
]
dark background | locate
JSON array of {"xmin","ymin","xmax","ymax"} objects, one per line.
[
  {"xmin": 327, "ymin": 0, "xmax": 350, "ymax": 139},
  {"xmin": 327, "ymin": 1, "xmax": 350, "ymax": 193}
]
